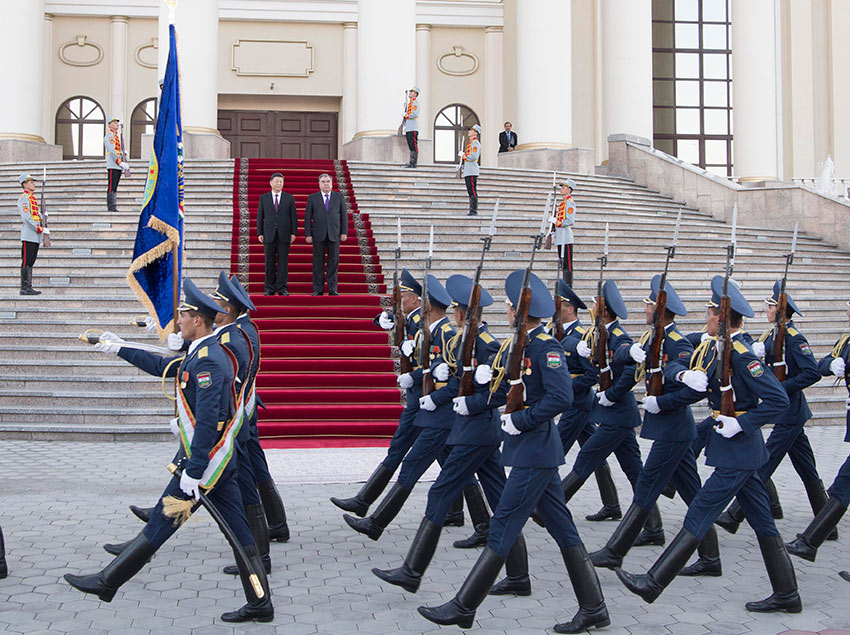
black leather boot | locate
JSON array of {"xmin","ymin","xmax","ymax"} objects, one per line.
[
  {"xmin": 453, "ymin": 484, "xmax": 489, "ymax": 548},
  {"xmin": 220, "ymin": 544, "xmax": 274, "ymax": 623},
  {"xmin": 634, "ymin": 503, "xmax": 665, "ymax": 547},
  {"xmin": 257, "ymin": 479, "xmax": 289, "ymax": 542},
  {"xmin": 554, "ymin": 544, "xmax": 610, "ymax": 633},
  {"xmin": 372, "ymin": 517, "xmax": 442, "ymax": 593},
  {"xmin": 331, "ymin": 463, "xmax": 392, "ymax": 518},
  {"xmin": 489, "ymin": 533, "xmax": 530, "ymax": 596},
  {"xmin": 590, "ymin": 503, "xmax": 650, "ymax": 569},
  {"xmin": 467, "ymin": 197, "xmax": 478, "ymax": 216},
  {"xmin": 586, "ymin": 462, "xmax": 621, "ymax": 521},
  {"xmin": 661, "ymin": 481, "xmax": 677, "ymax": 499},
  {"xmin": 714, "ymin": 499, "xmax": 744, "ymax": 534},
  {"xmin": 444, "ymin": 494, "xmax": 465, "ymax": 527},
  {"xmin": 679, "ymin": 526, "xmax": 722, "ymax": 577},
  {"xmin": 225, "ymin": 505, "xmax": 271, "ymax": 575},
  {"xmin": 765, "ymin": 477, "xmax": 784, "ymax": 519},
  {"xmin": 343, "ymin": 483, "xmax": 410, "ymax": 540},
  {"xmin": 745, "ymin": 535, "xmax": 802, "ymax": 613},
  {"xmin": 417, "ymin": 547, "xmax": 505, "ymax": 628},
  {"xmin": 839, "ymin": 571, "xmax": 850, "ymax": 583},
  {"xmin": 129, "ymin": 505, "xmax": 154, "ymax": 523},
  {"xmin": 104, "ymin": 538, "xmax": 138, "ymax": 556},
  {"xmin": 616, "ymin": 528, "xmax": 700, "ymax": 603},
  {"xmin": 106, "ymin": 192, "xmax": 118, "ymax": 212},
  {"xmin": 0, "ymin": 525, "xmax": 7, "ymax": 579},
  {"xmin": 20, "ymin": 267, "xmax": 40, "ymax": 295},
  {"xmin": 803, "ymin": 479, "xmax": 838, "ymax": 540},
  {"xmin": 786, "ymin": 497, "xmax": 847, "ymax": 562},
  {"xmin": 65, "ymin": 532, "xmax": 158, "ymax": 602}
]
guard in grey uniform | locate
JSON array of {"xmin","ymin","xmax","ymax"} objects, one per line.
[
  {"xmin": 104, "ymin": 116, "xmax": 125, "ymax": 212},
  {"xmin": 550, "ymin": 179, "xmax": 577, "ymax": 285},
  {"xmin": 460, "ymin": 125, "xmax": 481, "ymax": 216},
  {"xmin": 403, "ymin": 86, "xmax": 420, "ymax": 168},
  {"xmin": 18, "ymin": 173, "xmax": 47, "ymax": 296}
]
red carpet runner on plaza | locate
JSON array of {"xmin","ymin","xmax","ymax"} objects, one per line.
[{"xmin": 230, "ymin": 158, "xmax": 403, "ymax": 448}]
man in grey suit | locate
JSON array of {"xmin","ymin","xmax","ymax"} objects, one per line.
[
  {"xmin": 304, "ymin": 173, "xmax": 348, "ymax": 296},
  {"xmin": 257, "ymin": 172, "xmax": 298, "ymax": 296}
]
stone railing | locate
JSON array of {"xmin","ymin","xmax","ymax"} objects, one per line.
[{"xmin": 605, "ymin": 134, "xmax": 850, "ymax": 252}]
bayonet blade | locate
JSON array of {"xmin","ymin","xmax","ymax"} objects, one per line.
[
  {"xmin": 604, "ymin": 222, "xmax": 610, "ymax": 257},
  {"xmin": 731, "ymin": 202, "xmax": 738, "ymax": 247},
  {"xmin": 397, "ymin": 217, "xmax": 402, "ymax": 250},
  {"xmin": 489, "ymin": 199, "xmax": 499, "ymax": 236},
  {"xmin": 791, "ymin": 222, "xmax": 798, "ymax": 254},
  {"xmin": 540, "ymin": 192, "xmax": 553, "ymax": 235},
  {"xmin": 672, "ymin": 209, "xmax": 681, "ymax": 246},
  {"xmin": 428, "ymin": 224, "xmax": 434, "ymax": 258}
]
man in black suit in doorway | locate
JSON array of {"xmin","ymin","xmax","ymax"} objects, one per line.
[
  {"xmin": 498, "ymin": 122, "xmax": 517, "ymax": 153},
  {"xmin": 257, "ymin": 172, "xmax": 298, "ymax": 296},
  {"xmin": 304, "ymin": 173, "xmax": 348, "ymax": 296}
]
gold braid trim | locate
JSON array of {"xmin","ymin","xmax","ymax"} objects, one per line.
[
  {"xmin": 690, "ymin": 337, "xmax": 717, "ymax": 372},
  {"xmin": 489, "ymin": 336, "xmax": 512, "ymax": 395},
  {"xmin": 444, "ymin": 331, "xmax": 461, "ymax": 371},
  {"xmin": 634, "ymin": 329, "xmax": 652, "ymax": 382},
  {"xmin": 832, "ymin": 334, "xmax": 850, "ymax": 358},
  {"xmin": 758, "ymin": 328, "xmax": 772, "ymax": 344},
  {"xmin": 161, "ymin": 356, "xmax": 184, "ymax": 401}
]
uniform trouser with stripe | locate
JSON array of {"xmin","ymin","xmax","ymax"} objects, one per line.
[
  {"xmin": 21, "ymin": 241, "xmax": 38, "ymax": 269},
  {"xmin": 464, "ymin": 175, "xmax": 477, "ymax": 201},
  {"xmin": 425, "ymin": 444, "xmax": 503, "ymax": 524},
  {"xmin": 827, "ymin": 452, "xmax": 850, "ymax": 507},
  {"xmin": 487, "ymin": 467, "xmax": 582, "ymax": 557},
  {"xmin": 633, "ymin": 441, "xmax": 703, "ymax": 510},
  {"xmin": 571, "ymin": 424, "xmax": 644, "ymax": 486},
  {"xmin": 557, "ymin": 244, "xmax": 574, "ymax": 277},
  {"xmin": 107, "ymin": 168, "xmax": 122, "ymax": 192},
  {"xmin": 235, "ymin": 438, "xmax": 262, "ymax": 507},
  {"xmin": 405, "ymin": 131, "xmax": 418, "ymax": 152},
  {"xmin": 760, "ymin": 423, "xmax": 821, "ymax": 483},
  {"xmin": 381, "ymin": 405, "xmax": 422, "ymax": 474}
]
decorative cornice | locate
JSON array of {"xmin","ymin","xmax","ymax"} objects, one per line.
[
  {"xmin": 59, "ymin": 35, "xmax": 104, "ymax": 67},
  {"xmin": 134, "ymin": 37, "xmax": 158, "ymax": 69}
]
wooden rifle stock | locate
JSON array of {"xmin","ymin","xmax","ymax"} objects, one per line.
[
  {"xmin": 457, "ymin": 284, "xmax": 482, "ymax": 398},
  {"xmin": 393, "ymin": 275, "xmax": 412, "ymax": 374},
  {"xmin": 772, "ymin": 293, "xmax": 788, "ymax": 381},
  {"xmin": 595, "ymin": 297, "xmax": 612, "ymax": 390},
  {"xmin": 420, "ymin": 299, "xmax": 434, "ymax": 396},
  {"xmin": 718, "ymin": 295, "xmax": 735, "ymax": 418},
  {"xmin": 553, "ymin": 291, "xmax": 563, "ymax": 342},
  {"xmin": 646, "ymin": 289, "xmax": 667, "ymax": 396},
  {"xmin": 505, "ymin": 286, "xmax": 532, "ymax": 414}
]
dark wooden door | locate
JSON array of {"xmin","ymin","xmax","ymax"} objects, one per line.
[{"xmin": 218, "ymin": 110, "xmax": 338, "ymax": 159}]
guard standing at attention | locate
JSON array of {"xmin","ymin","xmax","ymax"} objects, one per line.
[
  {"xmin": 461, "ymin": 125, "xmax": 482, "ymax": 216},
  {"xmin": 551, "ymin": 179, "xmax": 577, "ymax": 285},
  {"xmin": 403, "ymin": 86, "xmax": 420, "ymax": 168},
  {"xmin": 18, "ymin": 173, "xmax": 47, "ymax": 296},
  {"xmin": 104, "ymin": 116, "xmax": 125, "ymax": 212}
]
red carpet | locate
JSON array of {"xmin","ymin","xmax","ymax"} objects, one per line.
[{"xmin": 230, "ymin": 158, "xmax": 403, "ymax": 448}]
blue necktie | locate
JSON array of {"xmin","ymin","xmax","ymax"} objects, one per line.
[{"xmin": 324, "ymin": 194, "xmax": 329, "ymax": 210}]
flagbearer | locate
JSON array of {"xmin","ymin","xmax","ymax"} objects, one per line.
[
  {"xmin": 104, "ymin": 116, "xmax": 124, "ymax": 212},
  {"xmin": 18, "ymin": 173, "xmax": 47, "ymax": 296}
]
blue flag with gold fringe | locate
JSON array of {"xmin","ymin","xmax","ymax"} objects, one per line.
[{"xmin": 126, "ymin": 23, "xmax": 184, "ymax": 338}]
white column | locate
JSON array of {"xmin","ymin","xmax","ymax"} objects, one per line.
[
  {"xmin": 515, "ymin": 0, "xmax": 571, "ymax": 148},
  {"xmin": 109, "ymin": 16, "xmax": 129, "ymax": 126},
  {"xmin": 0, "ymin": 0, "xmax": 45, "ymax": 142},
  {"xmin": 42, "ymin": 13, "xmax": 54, "ymax": 144},
  {"xmin": 830, "ymin": 0, "xmax": 850, "ymax": 178},
  {"xmin": 787, "ymin": 0, "xmax": 815, "ymax": 179},
  {"xmin": 600, "ymin": 0, "xmax": 652, "ymax": 142},
  {"xmin": 355, "ymin": 0, "xmax": 415, "ymax": 138},
  {"xmin": 415, "ymin": 24, "xmax": 432, "ymax": 141},
  {"xmin": 732, "ymin": 0, "xmax": 779, "ymax": 180},
  {"xmin": 483, "ymin": 26, "xmax": 504, "ymax": 167},
  {"xmin": 342, "ymin": 22, "xmax": 357, "ymax": 144}
]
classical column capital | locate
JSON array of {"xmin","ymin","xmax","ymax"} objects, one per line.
[
  {"xmin": 484, "ymin": 26, "xmax": 503, "ymax": 34},
  {"xmin": 343, "ymin": 22, "xmax": 357, "ymax": 30},
  {"xmin": 416, "ymin": 23, "xmax": 432, "ymax": 32},
  {"xmin": 44, "ymin": 13, "xmax": 54, "ymax": 22},
  {"xmin": 110, "ymin": 15, "xmax": 129, "ymax": 24}
]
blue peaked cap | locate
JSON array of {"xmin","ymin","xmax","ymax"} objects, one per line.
[
  {"xmin": 505, "ymin": 270, "xmax": 555, "ymax": 319},
  {"xmin": 446, "ymin": 274, "xmax": 494, "ymax": 308},
  {"xmin": 709, "ymin": 275, "xmax": 754, "ymax": 318},
  {"xmin": 399, "ymin": 268, "xmax": 422, "ymax": 297},
  {"xmin": 228, "ymin": 274, "xmax": 257, "ymax": 312},
  {"xmin": 647, "ymin": 274, "xmax": 687, "ymax": 316},
  {"xmin": 767, "ymin": 280, "xmax": 802, "ymax": 316},
  {"xmin": 179, "ymin": 278, "xmax": 225, "ymax": 321},
  {"xmin": 424, "ymin": 274, "xmax": 452, "ymax": 309},
  {"xmin": 556, "ymin": 280, "xmax": 587, "ymax": 310},
  {"xmin": 602, "ymin": 279, "xmax": 628, "ymax": 319}
]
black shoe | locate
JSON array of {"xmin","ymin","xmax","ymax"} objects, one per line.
[
  {"xmin": 264, "ymin": 291, "xmax": 274, "ymax": 296},
  {"xmin": 221, "ymin": 543, "xmax": 274, "ymax": 623},
  {"xmin": 269, "ymin": 524, "xmax": 289, "ymax": 543},
  {"xmin": 766, "ymin": 477, "xmax": 784, "ymax": 519},
  {"xmin": 444, "ymin": 510, "xmax": 464, "ymax": 527},
  {"xmin": 343, "ymin": 514, "xmax": 381, "ymax": 540},
  {"xmin": 129, "ymin": 505, "xmax": 153, "ymax": 523},
  {"xmin": 329, "ymin": 465, "xmax": 393, "ymax": 518},
  {"xmin": 330, "ymin": 495, "xmax": 369, "ymax": 517},
  {"xmin": 278, "ymin": 290, "xmax": 289, "ymax": 296},
  {"xmin": 745, "ymin": 591, "xmax": 802, "ymax": 613},
  {"xmin": 555, "ymin": 544, "xmax": 610, "ymax": 634},
  {"xmin": 616, "ymin": 528, "xmax": 700, "ymax": 604},
  {"xmin": 678, "ymin": 556, "xmax": 722, "ymax": 577},
  {"xmin": 585, "ymin": 504, "xmax": 622, "ymax": 522},
  {"xmin": 453, "ymin": 525, "xmax": 488, "ymax": 549},
  {"xmin": 467, "ymin": 210, "xmax": 477, "ymax": 216},
  {"xmin": 329, "ymin": 291, "xmax": 340, "ymax": 296},
  {"xmin": 489, "ymin": 575, "xmax": 531, "ymax": 596},
  {"xmin": 220, "ymin": 603, "xmax": 275, "ymax": 623},
  {"xmin": 373, "ymin": 563, "xmax": 421, "ymax": 593},
  {"xmin": 590, "ymin": 503, "xmax": 650, "ymax": 570},
  {"xmin": 786, "ymin": 497, "xmax": 847, "ymax": 562},
  {"xmin": 103, "ymin": 538, "xmax": 140, "ymax": 557},
  {"xmin": 311, "ymin": 292, "xmax": 322, "ymax": 296},
  {"xmin": 714, "ymin": 510, "xmax": 740, "ymax": 534},
  {"xmin": 373, "ymin": 518, "xmax": 442, "ymax": 593},
  {"xmin": 65, "ymin": 533, "xmax": 158, "ymax": 602},
  {"xmin": 839, "ymin": 571, "xmax": 850, "ymax": 583},
  {"xmin": 343, "ymin": 483, "xmax": 410, "ymax": 541},
  {"xmin": 20, "ymin": 287, "xmax": 39, "ymax": 296},
  {"xmin": 634, "ymin": 528, "xmax": 666, "ymax": 547}
]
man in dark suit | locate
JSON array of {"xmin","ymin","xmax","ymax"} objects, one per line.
[
  {"xmin": 256, "ymin": 172, "xmax": 298, "ymax": 296},
  {"xmin": 498, "ymin": 122, "xmax": 517, "ymax": 153},
  {"xmin": 304, "ymin": 173, "xmax": 348, "ymax": 296}
]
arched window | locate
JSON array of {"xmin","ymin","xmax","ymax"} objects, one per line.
[
  {"xmin": 55, "ymin": 96, "xmax": 106, "ymax": 160},
  {"xmin": 433, "ymin": 104, "xmax": 480, "ymax": 165},
  {"xmin": 130, "ymin": 97, "xmax": 158, "ymax": 159}
]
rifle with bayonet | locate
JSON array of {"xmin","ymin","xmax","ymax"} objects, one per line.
[
  {"xmin": 772, "ymin": 223, "xmax": 798, "ymax": 382},
  {"xmin": 420, "ymin": 225, "xmax": 435, "ymax": 395},
  {"xmin": 645, "ymin": 210, "xmax": 682, "ymax": 396},
  {"xmin": 393, "ymin": 217, "xmax": 413, "ymax": 374},
  {"xmin": 504, "ymin": 196, "xmax": 551, "ymax": 415},
  {"xmin": 547, "ymin": 182, "xmax": 565, "ymax": 341},
  {"xmin": 39, "ymin": 167, "xmax": 51, "ymax": 248},
  {"xmin": 593, "ymin": 223, "xmax": 612, "ymax": 391},
  {"xmin": 118, "ymin": 123, "xmax": 131, "ymax": 177},
  {"xmin": 458, "ymin": 200, "xmax": 499, "ymax": 397},
  {"xmin": 716, "ymin": 204, "xmax": 738, "ymax": 421}
]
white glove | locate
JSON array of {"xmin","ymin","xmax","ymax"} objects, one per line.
[
  {"xmin": 144, "ymin": 316, "xmax": 157, "ymax": 332},
  {"xmin": 433, "ymin": 363, "xmax": 450, "ymax": 382},
  {"xmin": 830, "ymin": 357, "xmax": 846, "ymax": 377},
  {"xmin": 474, "ymin": 364, "xmax": 493, "ymax": 384},
  {"xmin": 179, "ymin": 471, "xmax": 201, "ymax": 499},
  {"xmin": 548, "ymin": 216, "xmax": 557, "ymax": 225},
  {"xmin": 643, "ymin": 395, "xmax": 660, "ymax": 414},
  {"xmin": 400, "ymin": 339, "xmax": 415, "ymax": 357},
  {"xmin": 397, "ymin": 373, "xmax": 414, "ymax": 388},
  {"xmin": 714, "ymin": 415, "xmax": 743, "ymax": 439},
  {"xmin": 700, "ymin": 332, "xmax": 712, "ymax": 343},
  {"xmin": 167, "ymin": 332, "xmax": 184, "ymax": 351},
  {"xmin": 680, "ymin": 370, "xmax": 708, "ymax": 392},
  {"xmin": 458, "ymin": 150, "xmax": 465, "ymax": 158},
  {"xmin": 42, "ymin": 228, "xmax": 50, "ymax": 235},
  {"xmin": 378, "ymin": 312, "xmax": 395, "ymax": 330},
  {"xmin": 500, "ymin": 412, "xmax": 522, "ymax": 436},
  {"xmin": 576, "ymin": 340, "xmax": 592, "ymax": 358},
  {"xmin": 597, "ymin": 391, "xmax": 614, "ymax": 407},
  {"xmin": 452, "ymin": 396, "xmax": 470, "ymax": 416},
  {"xmin": 169, "ymin": 417, "xmax": 181, "ymax": 438},
  {"xmin": 419, "ymin": 395, "xmax": 437, "ymax": 411},
  {"xmin": 629, "ymin": 343, "xmax": 646, "ymax": 364},
  {"xmin": 751, "ymin": 341, "xmax": 766, "ymax": 359},
  {"xmin": 93, "ymin": 340, "xmax": 121, "ymax": 354}
]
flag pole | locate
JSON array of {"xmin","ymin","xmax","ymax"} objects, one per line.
[{"xmin": 172, "ymin": 243, "xmax": 179, "ymax": 333}]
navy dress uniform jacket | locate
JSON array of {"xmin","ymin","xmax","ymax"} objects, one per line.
[
  {"xmin": 410, "ymin": 316, "xmax": 457, "ymax": 429},
  {"xmin": 590, "ymin": 321, "xmax": 641, "ymax": 428},
  {"xmin": 818, "ymin": 334, "xmax": 850, "ymax": 442},
  {"xmin": 760, "ymin": 321, "xmax": 819, "ymax": 427},
  {"xmin": 216, "ymin": 323, "xmax": 251, "ymax": 443},
  {"xmin": 561, "ymin": 322, "xmax": 598, "ymax": 415},
  {"xmin": 403, "ymin": 308, "xmax": 424, "ymax": 408}
]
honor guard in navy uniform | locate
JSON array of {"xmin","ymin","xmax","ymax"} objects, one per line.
[
  {"xmin": 716, "ymin": 280, "xmax": 828, "ymax": 536},
  {"xmin": 230, "ymin": 275, "xmax": 291, "ymax": 544},
  {"xmin": 617, "ymin": 275, "xmax": 799, "ymax": 614},
  {"xmin": 787, "ymin": 299, "xmax": 850, "ymax": 568},
  {"xmin": 557, "ymin": 279, "xmax": 665, "ymax": 546},
  {"xmin": 344, "ymin": 275, "xmax": 483, "ymax": 540},
  {"xmin": 403, "ymin": 86, "xmax": 420, "ymax": 168},
  {"xmin": 65, "ymin": 279, "xmax": 273, "ymax": 623},
  {"xmin": 419, "ymin": 271, "xmax": 609, "ymax": 634},
  {"xmin": 461, "ymin": 125, "xmax": 481, "ymax": 216},
  {"xmin": 552, "ymin": 281, "xmax": 623, "ymax": 522},
  {"xmin": 590, "ymin": 276, "xmax": 722, "ymax": 576},
  {"xmin": 371, "ymin": 274, "xmax": 530, "ymax": 595}
]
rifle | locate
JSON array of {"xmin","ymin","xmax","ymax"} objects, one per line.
[
  {"xmin": 716, "ymin": 205, "xmax": 738, "ymax": 421},
  {"xmin": 119, "ymin": 123, "xmax": 131, "ymax": 177},
  {"xmin": 420, "ymin": 225, "xmax": 435, "ymax": 395},
  {"xmin": 645, "ymin": 210, "xmax": 681, "ymax": 396},
  {"xmin": 39, "ymin": 167, "xmax": 51, "ymax": 248},
  {"xmin": 504, "ymin": 195, "xmax": 551, "ymax": 414},
  {"xmin": 549, "ymin": 181, "xmax": 565, "ymax": 341},
  {"xmin": 593, "ymin": 223, "xmax": 612, "ymax": 390},
  {"xmin": 393, "ymin": 217, "xmax": 413, "ymax": 374},
  {"xmin": 397, "ymin": 91, "xmax": 408, "ymax": 136},
  {"xmin": 458, "ymin": 200, "xmax": 499, "ymax": 397},
  {"xmin": 772, "ymin": 223, "xmax": 797, "ymax": 381}
]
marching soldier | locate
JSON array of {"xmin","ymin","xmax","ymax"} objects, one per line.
[
  {"xmin": 418, "ymin": 271, "xmax": 609, "ymax": 634},
  {"xmin": 550, "ymin": 179, "xmax": 577, "ymax": 284},
  {"xmin": 461, "ymin": 125, "xmax": 481, "ymax": 216},
  {"xmin": 403, "ymin": 86, "xmax": 420, "ymax": 168},
  {"xmin": 104, "ymin": 116, "xmax": 125, "ymax": 212},
  {"xmin": 18, "ymin": 173, "xmax": 47, "ymax": 296},
  {"xmin": 616, "ymin": 275, "xmax": 799, "ymax": 614},
  {"xmin": 0, "ymin": 523, "xmax": 6, "ymax": 579},
  {"xmin": 65, "ymin": 279, "xmax": 273, "ymax": 623}
]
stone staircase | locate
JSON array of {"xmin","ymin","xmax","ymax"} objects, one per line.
[{"xmin": 347, "ymin": 162, "xmax": 850, "ymax": 426}]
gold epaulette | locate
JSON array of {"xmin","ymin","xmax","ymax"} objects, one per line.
[
  {"xmin": 479, "ymin": 330, "xmax": 495, "ymax": 344},
  {"xmin": 733, "ymin": 340, "xmax": 748, "ymax": 355},
  {"xmin": 198, "ymin": 346, "xmax": 208, "ymax": 358},
  {"xmin": 668, "ymin": 330, "xmax": 682, "ymax": 341},
  {"xmin": 221, "ymin": 332, "xmax": 230, "ymax": 344},
  {"xmin": 575, "ymin": 325, "xmax": 587, "ymax": 335},
  {"xmin": 758, "ymin": 328, "xmax": 772, "ymax": 343},
  {"xmin": 612, "ymin": 327, "xmax": 624, "ymax": 337},
  {"xmin": 412, "ymin": 313, "xmax": 421, "ymax": 323},
  {"xmin": 535, "ymin": 332, "xmax": 553, "ymax": 341},
  {"xmin": 787, "ymin": 326, "xmax": 800, "ymax": 337}
]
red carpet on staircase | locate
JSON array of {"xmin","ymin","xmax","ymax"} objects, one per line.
[{"xmin": 230, "ymin": 158, "xmax": 402, "ymax": 448}]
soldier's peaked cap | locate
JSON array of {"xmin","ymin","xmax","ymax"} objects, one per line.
[
  {"xmin": 17, "ymin": 173, "xmax": 35, "ymax": 184},
  {"xmin": 446, "ymin": 274, "xmax": 494, "ymax": 308},
  {"xmin": 228, "ymin": 275, "xmax": 257, "ymax": 312},
  {"xmin": 424, "ymin": 274, "xmax": 452, "ymax": 309},
  {"xmin": 766, "ymin": 279, "xmax": 802, "ymax": 316},
  {"xmin": 601, "ymin": 279, "xmax": 628, "ymax": 320},
  {"xmin": 708, "ymin": 275, "xmax": 754, "ymax": 318},
  {"xmin": 557, "ymin": 280, "xmax": 586, "ymax": 310},
  {"xmin": 645, "ymin": 274, "xmax": 687, "ymax": 316},
  {"xmin": 399, "ymin": 268, "xmax": 422, "ymax": 297},
  {"xmin": 472, "ymin": 124, "xmax": 482, "ymax": 135},
  {"xmin": 179, "ymin": 278, "xmax": 225, "ymax": 321},
  {"xmin": 505, "ymin": 270, "xmax": 555, "ymax": 319}
]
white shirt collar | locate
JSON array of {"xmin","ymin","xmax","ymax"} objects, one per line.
[
  {"xmin": 188, "ymin": 332, "xmax": 215, "ymax": 356},
  {"xmin": 563, "ymin": 319, "xmax": 578, "ymax": 329}
]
